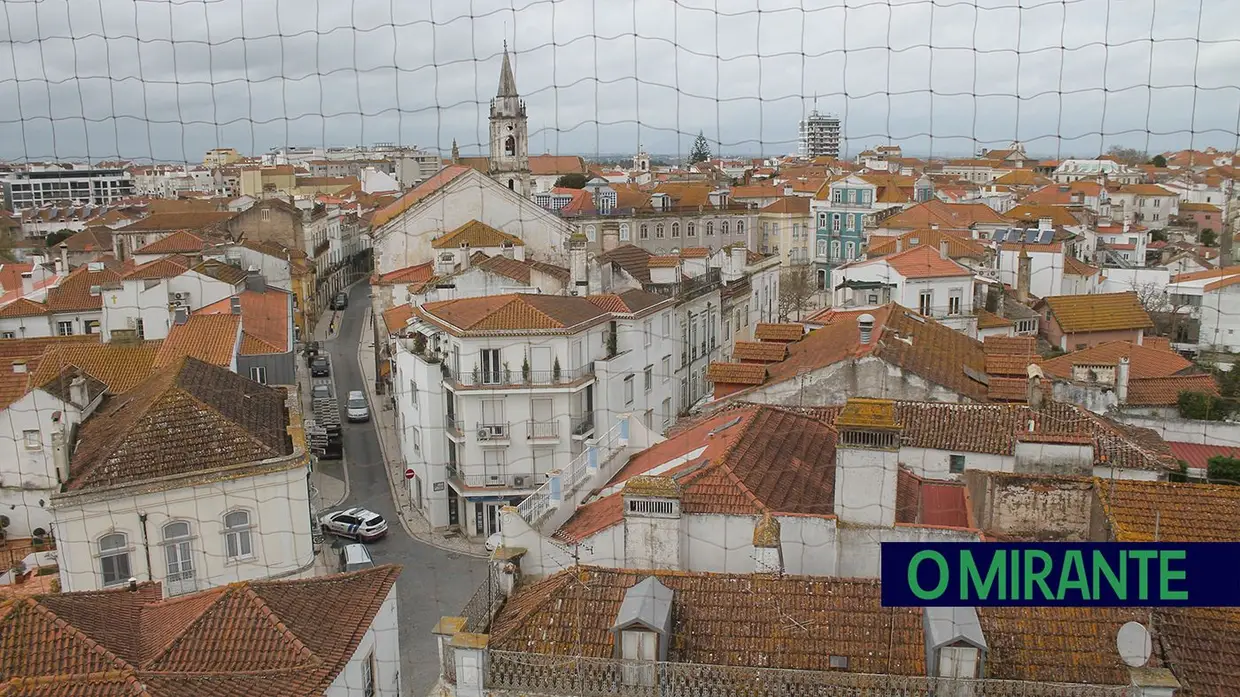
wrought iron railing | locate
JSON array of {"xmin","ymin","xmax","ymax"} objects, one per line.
[
  {"xmin": 527, "ymin": 419, "xmax": 559, "ymax": 440},
  {"xmin": 571, "ymin": 413, "xmax": 595, "ymax": 436},
  {"xmin": 444, "ymin": 415, "xmax": 463, "ymax": 436},
  {"xmin": 484, "ymin": 651, "xmax": 1136, "ymax": 697},
  {"xmin": 443, "ymin": 364, "xmax": 595, "ymax": 387}
]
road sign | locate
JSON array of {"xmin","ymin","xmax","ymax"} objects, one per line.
[{"xmin": 404, "ymin": 468, "xmax": 416, "ymax": 480}]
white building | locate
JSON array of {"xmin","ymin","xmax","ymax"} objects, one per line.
[
  {"xmin": 2, "ymin": 166, "xmax": 135, "ymax": 211},
  {"xmin": 1051, "ymin": 159, "xmax": 1144, "ymax": 184},
  {"xmin": 0, "ymin": 566, "xmax": 403, "ymax": 697},
  {"xmin": 51, "ymin": 357, "xmax": 315, "ymax": 596},
  {"xmin": 1109, "ymin": 184, "xmax": 1180, "ymax": 230},
  {"xmin": 99, "ymin": 257, "xmax": 244, "ymax": 342},
  {"xmin": 1166, "ymin": 265, "xmax": 1240, "ymax": 353},
  {"xmin": 388, "ymin": 287, "xmax": 677, "ymax": 540},
  {"xmin": 129, "ymin": 165, "xmax": 216, "ymax": 199},
  {"xmin": 832, "ymin": 243, "xmax": 978, "ymax": 335},
  {"xmin": 797, "ymin": 109, "xmax": 842, "ymax": 159}
]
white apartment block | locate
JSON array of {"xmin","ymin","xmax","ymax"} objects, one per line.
[
  {"xmin": 797, "ymin": 109, "xmax": 841, "ymax": 159},
  {"xmin": 2, "ymin": 167, "xmax": 135, "ymax": 211},
  {"xmin": 389, "ymin": 289, "xmax": 677, "ymax": 540}
]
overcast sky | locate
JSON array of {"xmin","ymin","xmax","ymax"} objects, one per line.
[{"xmin": 1, "ymin": 0, "xmax": 1238, "ymax": 164}]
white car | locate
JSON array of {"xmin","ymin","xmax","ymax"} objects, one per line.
[
  {"xmin": 346, "ymin": 390, "xmax": 370, "ymax": 422},
  {"xmin": 319, "ymin": 507, "xmax": 388, "ymax": 542}
]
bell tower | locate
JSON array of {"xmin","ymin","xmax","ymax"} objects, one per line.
[{"xmin": 489, "ymin": 41, "xmax": 531, "ymax": 197}]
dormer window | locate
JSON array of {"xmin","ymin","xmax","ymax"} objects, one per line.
[
  {"xmin": 610, "ymin": 577, "xmax": 673, "ymax": 687},
  {"xmin": 923, "ymin": 606, "xmax": 987, "ymax": 682},
  {"xmin": 939, "ymin": 645, "xmax": 980, "ymax": 679}
]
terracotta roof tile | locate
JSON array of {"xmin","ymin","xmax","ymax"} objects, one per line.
[
  {"xmin": 557, "ymin": 406, "xmax": 837, "ymax": 542},
  {"xmin": 1097, "ymin": 479, "xmax": 1240, "ymax": 542},
  {"xmin": 1004, "ymin": 204, "xmax": 1080, "ymax": 227},
  {"xmin": 647, "ymin": 255, "xmax": 680, "ymax": 268},
  {"xmin": 706, "ymin": 362, "xmax": 766, "ymax": 385},
  {"xmin": 65, "ymin": 357, "xmax": 293, "ymax": 491},
  {"xmin": 1040, "ymin": 340, "xmax": 1192, "ymax": 380},
  {"xmin": 985, "ymin": 352, "xmax": 1040, "ymax": 376},
  {"xmin": 190, "ymin": 259, "xmax": 248, "ymax": 285},
  {"xmin": 678, "ymin": 247, "xmax": 710, "ymax": 259},
  {"xmin": 0, "ymin": 297, "xmax": 49, "ymax": 318},
  {"xmin": 731, "ymin": 341, "xmax": 788, "ymax": 363},
  {"xmin": 1155, "ymin": 607, "xmax": 1240, "ymax": 697},
  {"xmin": 116, "ymin": 211, "xmax": 237, "ymax": 233},
  {"xmin": 0, "ymin": 566, "xmax": 401, "ymax": 696},
  {"xmin": 30, "ymin": 341, "xmax": 162, "ymax": 395},
  {"xmin": 491, "ymin": 565, "xmax": 1144, "ymax": 685},
  {"xmin": 528, "ymin": 154, "xmax": 588, "ymax": 176},
  {"xmin": 195, "ymin": 290, "xmax": 291, "ymax": 356},
  {"xmin": 371, "ymin": 262, "xmax": 435, "ymax": 286},
  {"xmin": 877, "ymin": 244, "xmax": 973, "ymax": 279},
  {"xmin": 381, "ymin": 304, "xmax": 414, "ymax": 333},
  {"xmin": 1063, "ymin": 255, "xmax": 1100, "ymax": 276},
  {"xmin": 430, "ymin": 219, "xmax": 524, "ymax": 249},
  {"xmin": 1119, "ymin": 183, "xmax": 1176, "ymax": 196},
  {"xmin": 1126, "ymin": 374, "xmax": 1219, "ymax": 406},
  {"xmin": 416, "ymin": 293, "xmax": 608, "ymax": 334},
  {"xmin": 585, "ymin": 289, "xmax": 668, "ymax": 315},
  {"xmin": 371, "ymin": 166, "xmax": 471, "ymax": 229},
  {"xmin": 753, "ymin": 323, "xmax": 803, "ymax": 342},
  {"xmin": 1166, "ymin": 441, "xmax": 1240, "ymax": 470},
  {"xmin": 132, "ymin": 231, "xmax": 210, "ymax": 256},
  {"xmin": 1043, "ymin": 292, "xmax": 1154, "ymax": 333},
  {"xmin": 153, "ymin": 315, "xmax": 240, "ymax": 369},
  {"xmin": 61, "ymin": 227, "xmax": 113, "ymax": 253},
  {"xmin": 976, "ymin": 309, "xmax": 1014, "ymax": 329},
  {"xmin": 471, "ymin": 255, "xmax": 532, "ymax": 283},
  {"xmin": 987, "ymin": 376, "xmax": 1031, "ymax": 402},
  {"xmin": 758, "ymin": 197, "xmax": 810, "ymax": 214},
  {"xmin": 597, "ymin": 245, "xmax": 655, "ymax": 284},
  {"xmin": 866, "ymin": 229, "xmax": 986, "ymax": 259},
  {"xmin": 120, "ymin": 255, "xmax": 191, "ymax": 281}
]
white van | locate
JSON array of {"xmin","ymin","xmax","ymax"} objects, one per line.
[
  {"xmin": 346, "ymin": 390, "xmax": 370, "ymax": 422},
  {"xmin": 339, "ymin": 543, "xmax": 374, "ymax": 573}
]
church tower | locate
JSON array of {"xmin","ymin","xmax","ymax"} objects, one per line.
[{"xmin": 489, "ymin": 41, "xmax": 531, "ymax": 197}]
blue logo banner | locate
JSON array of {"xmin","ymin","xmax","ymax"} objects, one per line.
[{"xmin": 880, "ymin": 542, "xmax": 1236, "ymax": 607}]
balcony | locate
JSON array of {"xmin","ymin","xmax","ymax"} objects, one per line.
[
  {"xmin": 475, "ymin": 422, "xmax": 511, "ymax": 445},
  {"xmin": 444, "ymin": 415, "xmax": 463, "ymax": 438},
  {"xmin": 527, "ymin": 419, "xmax": 559, "ymax": 441},
  {"xmin": 441, "ymin": 363, "xmax": 594, "ymax": 389},
  {"xmin": 570, "ymin": 414, "xmax": 594, "ymax": 438},
  {"xmin": 446, "ymin": 463, "xmax": 542, "ymax": 490}
]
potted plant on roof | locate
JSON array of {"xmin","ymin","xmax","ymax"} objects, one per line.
[
  {"xmin": 10, "ymin": 561, "xmax": 26, "ymax": 585},
  {"xmin": 0, "ymin": 515, "xmax": 9, "ymax": 547},
  {"xmin": 553, "ymin": 356, "xmax": 562, "ymax": 382},
  {"xmin": 521, "ymin": 355, "xmax": 531, "ymax": 384},
  {"xmin": 31, "ymin": 528, "xmax": 46, "ymax": 550}
]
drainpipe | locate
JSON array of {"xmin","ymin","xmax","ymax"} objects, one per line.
[{"xmin": 138, "ymin": 512, "xmax": 154, "ymax": 581}]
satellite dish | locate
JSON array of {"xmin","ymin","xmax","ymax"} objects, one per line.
[{"xmin": 1117, "ymin": 621, "xmax": 1152, "ymax": 668}]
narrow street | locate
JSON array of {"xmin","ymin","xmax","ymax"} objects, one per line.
[{"xmin": 325, "ymin": 282, "xmax": 486, "ymax": 697}]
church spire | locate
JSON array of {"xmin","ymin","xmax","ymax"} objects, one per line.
[
  {"xmin": 497, "ymin": 41, "xmax": 518, "ymax": 98},
  {"xmin": 451, "ymin": 138, "xmax": 460, "ymax": 162}
]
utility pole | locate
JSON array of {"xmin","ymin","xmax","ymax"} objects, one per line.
[{"xmin": 1221, "ymin": 178, "xmax": 1235, "ymax": 265}]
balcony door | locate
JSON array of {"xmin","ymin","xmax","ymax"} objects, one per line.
[{"xmin": 531, "ymin": 346, "xmax": 551, "ymax": 381}]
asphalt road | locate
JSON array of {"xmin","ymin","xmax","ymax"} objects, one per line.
[{"xmin": 325, "ymin": 281, "xmax": 485, "ymax": 697}]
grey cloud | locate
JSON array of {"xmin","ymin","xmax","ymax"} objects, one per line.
[{"xmin": 0, "ymin": 0, "xmax": 1238, "ymax": 163}]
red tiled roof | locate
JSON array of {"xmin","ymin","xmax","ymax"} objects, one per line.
[
  {"xmin": 706, "ymin": 362, "xmax": 766, "ymax": 385},
  {"xmin": 1063, "ymin": 255, "xmax": 1099, "ymax": 276},
  {"xmin": 371, "ymin": 166, "xmax": 471, "ymax": 229},
  {"xmin": 153, "ymin": 314, "xmax": 240, "ymax": 368},
  {"xmin": 195, "ymin": 290, "xmax": 291, "ymax": 356},
  {"xmin": 416, "ymin": 293, "xmax": 609, "ymax": 334},
  {"xmin": 529, "ymin": 154, "xmax": 588, "ymax": 176},
  {"xmin": 1040, "ymin": 340, "xmax": 1192, "ymax": 380},
  {"xmin": 731, "ymin": 341, "xmax": 788, "ymax": 363},
  {"xmin": 381, "ymin": 304, "xmax": 414, "ymax": 333},
  {"xmin": 1042, "ymin": 292, "xmax": 1154, "ymax": 333},
  {"xmin": 46, "ymin": 262, "xmax": 123, "ymax": 313},
  {"xmin": 1166, "ymin": 441, "xmax": 1240, "ymax": 471},
  {"xmin": 430, "ymin": 219, "xmax": 524, "ymax": 249},
  {"xmin": 866, "ymin": 229, "xmax": 986, "ymax": 259},
  {"xmin": 120, "ymin": 255, "xmax": 192, "ymax": 281},
  {"xmin": 0, "ymin": 297, "xmax": 49, "ymax": 319},
  {"xmin": 371, "ymin": 262, "xmax": 435, "ymax": 286},
  {"xmin": 133, "ymin": 230, "xmax": 209, "ymax": 255},
  {"xmin": 976, "ymin": 309, "xmax": 1014, "ymax": 329},
  {"xmin": 758, "ymin": 197, "xmax": 810, "ymax": 214},
  {"xmin": 1126, "ymin": 374, "xmax": 1219, "ymax": 406},
  {"xmin": 753, "ymin": 323, "xmax": 803, "ymax": 342},
  {"xmin": 0, "ymin": 566, "xmax": 401, "ymax": 695},
  {"xmin": 879, "ymin": 244, "xmax": 973, "ymax": 279},
  {"xmin": 1097, "ymin": 478, "xmax": 1240, "ymax": 542},
  {"xmin": 1004, "ymin": 204, "xmax": 1079, "ymax": 227}
]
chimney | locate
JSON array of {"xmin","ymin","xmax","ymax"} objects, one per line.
[
  {"xmin": 1038, "ymin": 217, "xmax": 1053, "ymax": 232},
  {"xmin": 1026, "ymin": 364, "xmax": 1045, "ymax": 410},
  {"xmin": 833, "ymin": 398, "xmax": 901, "ymax": 527},
  {"xmin": 1123, "ymin": 217, "xmax": 1132, "ymax": 233},
  {"xmin": 938, "ymin": 239, "xmax": 950, "ymax": 260},
  {"xmin": 460, "ymin": 243, "xmax": 471, "ymax": 270},
  {"xmin": 112, "ymin": 231, "xmax": 125, "ymax": 261},
  {"xmin": 58, "ymin": 242, "xmax": 69, "ymax": 274},
  {"xmin": 1116, "ymin": 356, "xmax": 1131, "ymax": 404},
  {"xmin": 51, "ymin": 430, "xmax": 70, "ymax": 483},
  {"xmin": 895, "ymin": 237, "xmax": 903, "ymax": 254},
  {"xmin": 1016, "ymin": 247, "xmax": 1032, "ymax": 304},
  {"xmin": 69, "ymin": 375, "xmax": 89, "ymax": 407},
  {"xmin": 858, "ymin": 313, "xmax": 875, "ymax": 344},
  {"xmin": 19, "ymin": 272, "xmax": 33, "ymax": 296},
  {"xmin": 569, "ymin": 232, "xmax": 588, "ymax": 295},
  {"xmin": 601, "ymin": 222, "xmax": 620, "ymax": 252},
  {"xmin": 174, "ymin": 307, "xmax": 189, "ymax": 325},
  {"xmin": 244, "ymin": 266, "xmax": 266, "ymax": 293},
  {"xmin": 753, "ymin": 514, "xmax": 783, "ymax": 575},
  {"xmin": 229, "ymin": 296, "xmax": 242, "ymax": 315}
]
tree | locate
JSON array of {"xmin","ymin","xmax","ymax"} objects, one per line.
[
  {"xmin": 553, "ymin": 173, "xmax": 588, "ymax": 189},
  {"xmin": 1207, "ymin": 455, "xmax": 1240, "ymax": 485},
  {"xmin": 44, "ymin": 229, "xmax": 74, "ymax": 247},
  {"xmin": 689, "ymin": 132, "xmax": 711, "ymax": 165},
  {"xmin": 1150, "ymin": 154, "xmax": 1167, "ymax": 168},
  {"xmin": 1106, "ymin": 145, "xmax": 1148, "ymax": 166},
  {"xmin": 1201, "ymin": 229, "xmax": 1218, "ymax": 247},
  {"xmin": 1150, "ymin": 229, "xmax": 1168, "ymax": 243},
  {"xmin": 778, "ymin": 265, "xmax": 816, "ymax": 321},
  {"xmin": 1178, "ymin": 391, "xmax": 1236, "ymax": 421}
]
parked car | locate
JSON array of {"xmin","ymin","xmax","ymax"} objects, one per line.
[
  {"xmin": 345, "ymin": 390, "xmax": 370, "ymax": 422},
  {"xmin": 311, "ymin": 383, "xmax": 333, "ymax": 400},
  {"xmin": 338, "ymin": 543, "xmax": 375, "ymax": 572},
  {"xmin": 331, "ymin": 292, "xmax": 348, "ymax": 310},
  {"xmin": 319, "ymin": 508, "xmax": 388, "ymax": 542},
  {"xmin": 303, "ymin": 341, "xmax": 320, "ymax": 364},
  {"xmin": 310, "ymin": 355, "xmax": 331, "ymax": 377}
]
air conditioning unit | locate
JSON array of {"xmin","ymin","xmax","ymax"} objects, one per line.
[
  {"xmin": 512, "ymin": 475, "xmax": 526, "ymax": 488},
  {"xmin": 476, "ymin": 428, "xmax": 492, "ymax": 441}
]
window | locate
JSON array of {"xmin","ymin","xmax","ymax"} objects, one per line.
[
  {"xmin": 831, "ymin": 216, "xmax": 841, "ymax": 233},
  {"xmin": 644, "ymin": 365, "xmax": 653, "ymax": 392},
  {"xmin": 586, "ymin": 224, "xmax": 597, "ymax": 242},
  {"xmin": 224, "ymin": 510, "xmax": 253, "ymax": 560},
  {"xmin": 620, "ymin": 223, "xmax": 631, "ymax": 241},
  {"xmin": 412, "ymin": 426, "xmax": 422, "ymax": 451},
  {"xmin": 99, "ymin": 533, "xmax": 130, "ymax": 587},
  {"xmin": 410, "ymin": 379, "xmax": 418, "ymax": 405},
  {"xmin": 671, "ymin": 222, "xmax": 680, "ymax": 238},
  {"xmin": 643, "ymin": 319, "xmax": 652, "ymax": 346},
  {"xmin": 1153, "ymin": 198, "xmax": 1161, "ymax": 207},
  {"xmin": 260, "ymin": 207, "xmax": 270, "ymax": 220},
  {"xmin": 640, "ymin": 224, "xmax": 649, "ymax": 239},
  {"xmin": 721, "ymin": 221, "xmax": 729, "ymax": 236},
  {"xmin": 706, "ymin": 222, "xmax": 714, "ymax": 236},
  {"xmin": 624, "ymin": 375, "xmax": 634, "ymax": 405},
  {"xmin": 22, "ymin": 430, "xmax": 41, "ymax": 450},
  {"xmin": 504, "ymin": 136, "xmax": 516, "ymax": 156},
  {"xmin": 480, "ymin": 348, "xmax": 501, "ymax": 384},
  {"xmin": 861, "ymin": 189, "xmax": 871, "ymax": 204},
  {"xmin": 949, "ymin": 454, "xmax": 966, "ymax": 474},
  {"xmin": 135, "ymin": 319, "xmax": 145, "ymax": 339},
  {"xmin": 249, "ymin": 366, "xmax": 267, "ymax": 384},
  {"xmin": 163, "ymin": 521, "xmax": 194, "ymax": 583},
  {"xmin": 687, "ymin": 222, "xmax": 696, "ymax": 237},
  {"xmin": 56, "ymin": 321, "xmax": 73, "ymax": 336},
  {"xmin": 84, "ymin": 320, "xmax": 99, "ymax": 335},
  {"xmin": 363, "ymin": 650, "xmax": 376, "ymax": 697},
  {"xmin": 817, "ymin": 240, "xmax": 828, "ymax": 258},
  {"xmin": 919, "ymin": 290, "xmax": 933, "ymax": 316},
  {"xmin": 736, "ymin": 221, "xmax": 744, "ymax": 237},
  {"xmin": 662, "ymin": 398, "xmax": 672, "ymax": 428},
  {"xmin": 845, "ymin": 241, "xmax": 855, "ymax": 259},
  {"xmin": 655, "ymin": 223, "xmax": 665, "ymax": 238},
  {"xmin": 948, "ymin": 289, "xmax": 962, "ymax": 316},
  {"xmin": 0, "ymin": 332, "xmax": 13, "ymax": 339},
  {"xmin": 644, "ymin": 409, "xmax": 653, "ymax": 429},
  {"xmin": 662, "ymin": 311, "xmax": 671, "ymax": 338},
  {"xmin": 662, "ymin": 356, "xmax": 671, "ymax": 383},
  {"xmin": 831, "ymin": 240, "xmax": 841, "ymax": 258},
  {"xmin": 832, "ymin": 189, "xmax": 842, "ymax": 203},
  {"xmin": 939, "ymin": 646, "xmax": 980, "ymax": 679}
]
